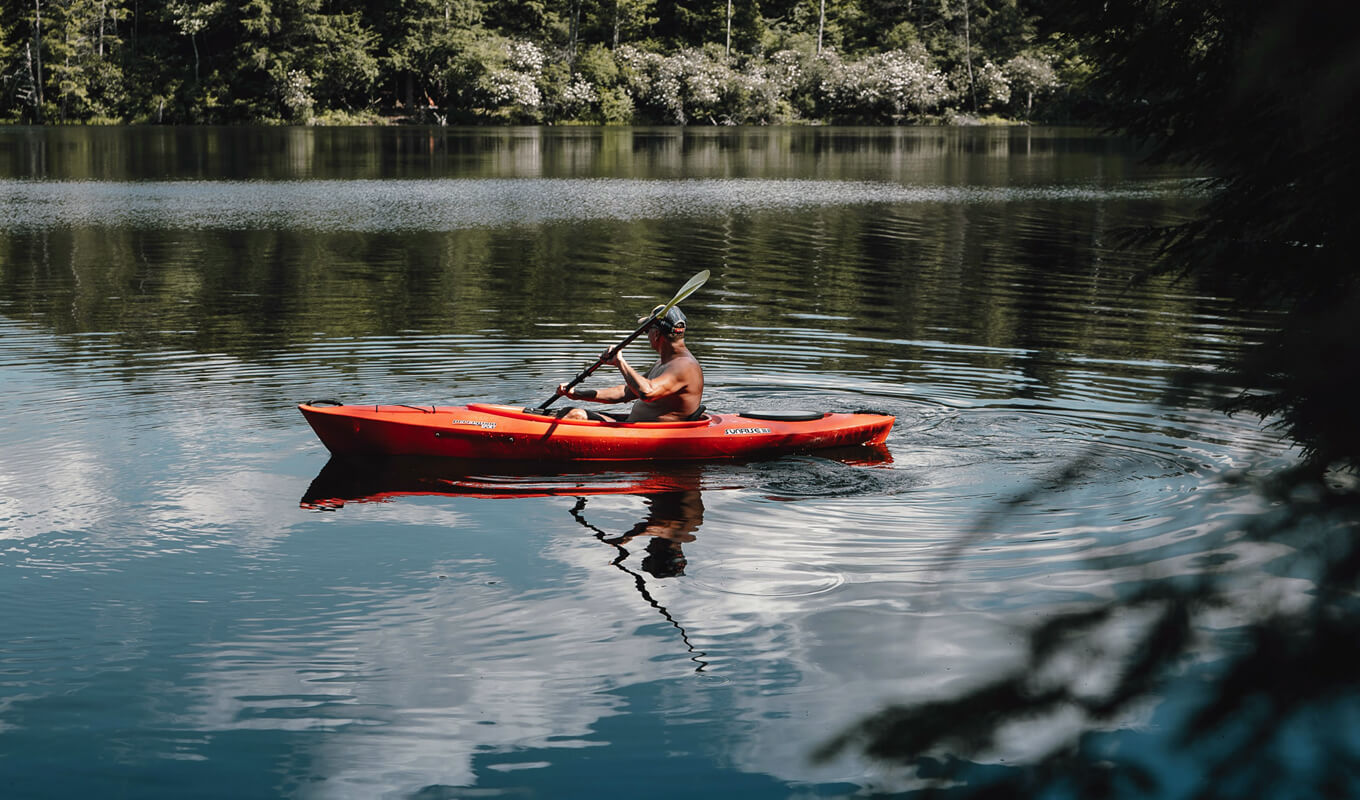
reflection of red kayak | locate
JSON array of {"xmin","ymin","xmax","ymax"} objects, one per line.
[
  {"xmin": 300, "ymin": 443, "xmax": 893, "ymax": 508},
  {"xmin": 299, "ymin": 402, "xmax": 894, "ymax": 461},
  {"xmin": 300, "ymin": 455, "xmax": 713, "ymax": 507}
]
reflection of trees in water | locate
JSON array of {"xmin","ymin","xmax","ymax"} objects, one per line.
[
  {"xmin": 822, "ymin": 1, "xmax": 1360, "ymax": 795},
  {"xmin": 570, "ymin": 491, "xmax": 709, "ymax": 671}
]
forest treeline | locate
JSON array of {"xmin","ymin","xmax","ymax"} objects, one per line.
[{"xmin": 0, "ymin": 0, "xmax": 1077, "ymax": 125}]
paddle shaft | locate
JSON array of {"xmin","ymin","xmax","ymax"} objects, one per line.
[
  {"xmin": 538, "ymin": 269, "xmax": 709, "ymax": 410},
  {"xmin": 538, "ymin": 318, "xmax": 655, "ymax": 409}
]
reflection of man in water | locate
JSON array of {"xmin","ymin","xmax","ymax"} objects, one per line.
[{"xmin": 605, "ymin": 490, "xmax": 704, "ymax": 578}]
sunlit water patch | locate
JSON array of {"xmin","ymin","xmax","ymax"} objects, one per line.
[{"xmin": 0, "ymin": 177, "xmax": 1192, "ymax": 231}]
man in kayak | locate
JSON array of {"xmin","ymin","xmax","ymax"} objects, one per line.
[{"xmin": 555, "ymin": 305, "xmax": 704, "ymax": 422}]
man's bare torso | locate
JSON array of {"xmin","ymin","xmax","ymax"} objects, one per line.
[{"xmin": 626, "ymin": 356, "xmax": 703, "ymax": 422}]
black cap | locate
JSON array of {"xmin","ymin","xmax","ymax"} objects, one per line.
[{"xmin": 647, "ymin": 304, "xmax": 687, "ymax": 334}]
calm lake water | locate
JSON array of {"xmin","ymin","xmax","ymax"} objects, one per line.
[{"xmin": 0, "ymin": 126, "xmax": 1295, "ymax": 798}]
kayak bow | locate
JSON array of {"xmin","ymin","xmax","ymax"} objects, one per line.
[{"xmin": 299, "ymin": 402, "xmax": 894, "ymax": 462}]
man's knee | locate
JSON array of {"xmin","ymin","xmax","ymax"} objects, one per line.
[{"xmin": 558, "ymin": 407, "xmax": 589, "ymax": 421}]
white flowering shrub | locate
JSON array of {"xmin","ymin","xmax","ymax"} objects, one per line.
[
  {"xmin": 561, "ymin": 75, "xmax": 598, "ymax": 116},
  {"xmin": 485, "ymin": 69, "xmax": 541, "ymax": 110},
  {"xmin": 667, "ymin": 49, "xmax": 731, "ymax": 123},
  {"xmin": 615, "ymin": 46, "xmax": 789, "ymax": 124},
  {"xmin": 647, "ymin": 56, "xmax": 688, "ymax": 122},
  {"xmin": 1004, "ymin": 52, "xmax": 1059, "ymax": 94},
  {"xmin": 871, "ymin": 49, "xmax": 952, "ymax": 116},
  {"xmin": 1003, "ymin": 52, "xmax": 1060, "ymax": 118},
  {"xmin": 614, "ymin": 45, "xmax": 657, "ymax": 96},
  {"xmin": 478, "ymin": 39, "xmax": 544, "ymax": 118},
  {"xmin": 563, "ymin": 76, "xmax": 598, "ymax": 107},
  {"xmin": 728, "ymin": 60, "xmax": 789, "ymax": 123},
  {"xmin": 767, "ymin": 50, "xmax": 803, "ymax": 95},
  {"xmin": 506, "ymin": 41, "xmax": 545, "ymax": 74},
  {"xmin": 817, "ymin": 45, "xmax": 950, "ymax": 121},
  {"xmin": 947, "ymin": 60, "xmax": 1012, "ymax": 114},
  {"xmin": 973, "ymin": 60, "xmax": 1011, "ymax": 108},
  {"xmin": 565, "ymin": 43, "xmax": 962, "ymax": 125},
  {"xmin": 279, "ymin": 68, "xmax": 314, "ymax": 123},
  {"xmin": 788, "ymin": 48, "xmax": 842, "ymax": 118},
  {"xmin": 615, "ymin": 45, "xmax": 694, "ymax": 123}
]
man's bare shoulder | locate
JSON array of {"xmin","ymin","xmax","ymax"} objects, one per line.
[
  {"xmin": 668, "ymin": 349, "xmax": 702, "ymax": 370},
  {"xmin": 651, "ymin": 351, "xmax": 700, "ymax": 374}
]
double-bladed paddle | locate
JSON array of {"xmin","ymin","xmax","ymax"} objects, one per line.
[{"xmin": 537, "ymin": 269, "xmax": 710, "ymax": 411}]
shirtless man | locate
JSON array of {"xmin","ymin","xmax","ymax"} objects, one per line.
[{"xmin": 554, "ymin": 305, "xmax": 704, "ymax": 422}]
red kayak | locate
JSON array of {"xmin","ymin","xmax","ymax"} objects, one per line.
[{"xmin": 299, "ymin": 401, "xmax": 894, "ymax": 462}]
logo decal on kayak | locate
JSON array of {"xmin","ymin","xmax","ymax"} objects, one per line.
[
  {"xmin": 450, "ymin": 419, "xmax": 498, "ymax": 429},
  {"xmin": 725, "ymin": 427, "xmax": 772, "ymax": 435}
]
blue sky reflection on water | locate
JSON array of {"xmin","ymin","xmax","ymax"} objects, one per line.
[
  {"xmin": 0, "ymin": 314, "xmax": 1297, "ymax": 797},
  {"xmin": 0, "ymin": 126, "xmax": 1304, "ymax": 798}
]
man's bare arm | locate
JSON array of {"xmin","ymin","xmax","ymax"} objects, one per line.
[
  {"xmin": 615, "ymin": 354, "xmax": 690, "ymax": 402},
  {"xmin": 556, "ymin": 382, "xmax": 637, "ymax": 403}
]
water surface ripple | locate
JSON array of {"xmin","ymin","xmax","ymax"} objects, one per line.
[{"xmin": 0, "ymin": 127, "xmax": 1297, "ymax": 799}]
